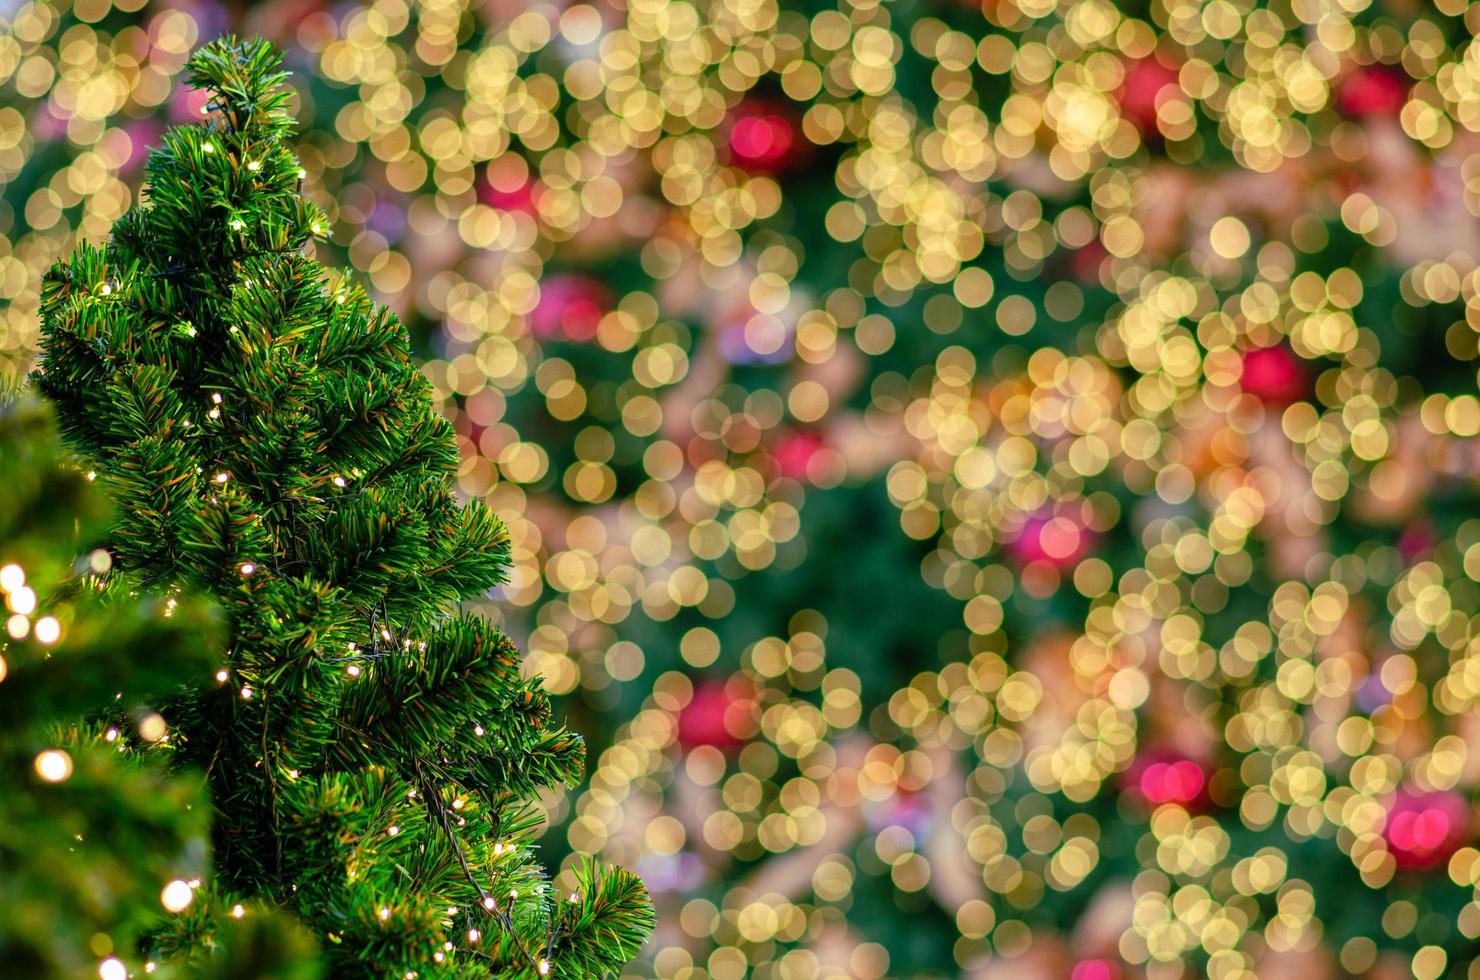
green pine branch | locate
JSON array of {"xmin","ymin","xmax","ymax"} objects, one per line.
[{"xmin": 35, "ymin": 35, "xmax": 652, "ymax": 977}]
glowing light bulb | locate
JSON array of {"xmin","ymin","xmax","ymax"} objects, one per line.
[
  {"xmin": 232, "ymin": 904, "xmax": 245, "ymax": 919},
  {"xmin": 0, "ymin": 564, "xmax": 23, "ymax": 591},
  {"xmin": 35, "ymin": 749, "xmax": 72, "ymax": 782},
  {"xmin": 7, "ymin": 615, "xmax": 27, "ymax": 639},
  {"xmin": 482, "ymin": 896, "xmax": 495, "ymax": 910},
  {"xmin": 216, "ymin": 670, "xmax": 229, "ymax": 683},
  {"xmin": 467, "ymin": 928, "xmax": 480, "ymax": 942},
  {"xmin": 247, "ymin": 161, "xmax": 261, "ymax": 172},
  {"xmin": 239, "ymin": 563, "xmax": 255, "ymax": 576},
  {"xmin": 240, "ymin": 687, "xmax": 253, "ymax": 699},
  {"xmin": 378, "ymin": 907, "xmax": 391, "ymax": 921},
  {"xmin": 33, "ymin": 616, "xmax": 59, "ymax": 645},
  {"xmin": 9, "ymin": 586, "xmax": 36, "ymax": 614},
  {"xmin": 538, "ymin": 960, "xmax": 550, "ymax": 976},
  {"xmin": 161, "ymin": 879, "xmax": 194, "ymax": 912},
  {"xmin": 99, "ymin": 958, "xmax": 126, "ymax": 980},
  {"xmin": 346, "ymin": 664, "xmax": 362, "ymax": 677}
]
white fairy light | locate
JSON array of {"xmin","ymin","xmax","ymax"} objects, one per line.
[
  {"xmin": 161, "ymin": 879, "xmax": 194, "ymax": 912},
  {"xmin": 9, "ymin": 586, "xmax": 36, "ymax": 615},
  {"xmin": 34, "ymin": 616, "xmax": 59, "ymax": 644},
  {"xmin": 232, "ymin": 904, "xmax": 246, "ymax": 919},
  {"xmin": 99, "ymin": 958, "xmax": 126, "ymax": 980},
  {"xmin": 35, "ymin": 749, "xmax": 72, "ymax": 782}
]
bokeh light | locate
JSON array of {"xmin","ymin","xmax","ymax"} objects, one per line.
[{"xmin": 5, "ymin": 0, "xmax": 1480, "ymax": 977}]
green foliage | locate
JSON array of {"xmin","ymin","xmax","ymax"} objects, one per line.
[
  {"xmin": 35, "ymin": 35, "xmax": 652, "ymax": 977},
  {"xmin": 0, "ymin": 397, "xmax": 217, "ymax": 975}
]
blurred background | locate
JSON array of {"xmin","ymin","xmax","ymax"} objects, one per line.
[{"xmin": 4, "ymin": 0, "xmax": 1480, "ymax": 977}]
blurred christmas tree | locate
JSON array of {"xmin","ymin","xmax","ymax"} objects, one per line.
[
  {"xmin": 33, "ymin": 36, "xmax": 649, "ymax": 979},
  {"xmin": 0, "ymin": 394, "xmax": 250, "ymax": 976}
]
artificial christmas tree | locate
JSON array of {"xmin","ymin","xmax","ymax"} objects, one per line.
[{"xmin": 34, "ymin": 37, "xmax": 650, "ymax": 978}]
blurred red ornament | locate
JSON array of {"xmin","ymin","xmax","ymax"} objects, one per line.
[
  {"xmin": 1071, "ymin": 240, "xmax": 1109, "ymax": 283},
  {"xmin": 171, "ymin": 85, "xmax": 213, "ymax": 124},
  {"xmin": 678, "ymin": 680, "xmax": 747, "ymax": 752},
  {"xmin": 726, "ymin": 99, "xmax": 805, "ymax": 174},
  {"xmin": 1238, "ymin": 345, "xmax": 1306, "ymax": 404},
  {"xmin": 478, "ymin": 168, "xmax": 539, "ymax": 214},
  {"xmin": 1123, "ymin": 748, "xmax": 1211, "ymax": 810},
  {"xmin": 774, "ymin": 430, "xmax": 823, "ymax": 481},
  {"xmin": 1071, "ymin": 961, "xmax": 1122, "ymax": 980},
  {"xmin": 529, "ymin": 275, "xmax": 611, "ymax": 342},
  {"xmin": 1397, "ymin": 521, "xmax": 1437, "ymax": 564},
  {"xmin": 1337, "ymin": 66, "xmax": 1409, "ymax": 118},
  {"xmin": 1383, "ymin": 788, "xmax": 1470, "ymax": 871},
  {"xmin": 122, "ymin": 120, "xmax": 164, "ymax": 176},
  {"xmin": 1118, "ymin": 58, "xmax": 1180, "ymax": 133},
  {"xmin": 1006, "ymin": 512, "xmax": 1094, "ymax": 569}
]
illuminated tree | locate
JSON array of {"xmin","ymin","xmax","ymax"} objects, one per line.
[{"xmin": 34, "ymin": 37, "xmax": 651, "ymax": 978}]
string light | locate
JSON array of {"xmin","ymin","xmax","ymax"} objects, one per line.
[
  {"xmin": 34, "ymin": 750, "xmax": 72, "ymax": 783},
  {"xmin": 98, "ymin": 958, "xmax": 126, "ymax": 980},
  {"xmin": 231, "ymin": 904, "xmax": 245, "ymax": 919},
  {"xmin": 161, "ymin": 879, "xmax": 194, "ymax": 912},
  {"xmin": 33, "ymin": 616, "xmax": 59, "ymax": 644}
]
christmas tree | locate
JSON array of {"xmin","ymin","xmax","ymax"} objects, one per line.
[
  {"xmin": 0, "ymin": 395, "xmax": 303, "ymax": 977},
  {"xmin": 33, "ymin": 36, "xmax": 650, "ymax": 978}
]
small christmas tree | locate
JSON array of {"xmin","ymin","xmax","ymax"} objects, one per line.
[
  {"xmin": 0, "ymin": 396, "xmax": 231, "ymax": 975},
  {"xmin": 34, "ymin": 37, "xmax": 651, "ymax": 978}
]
